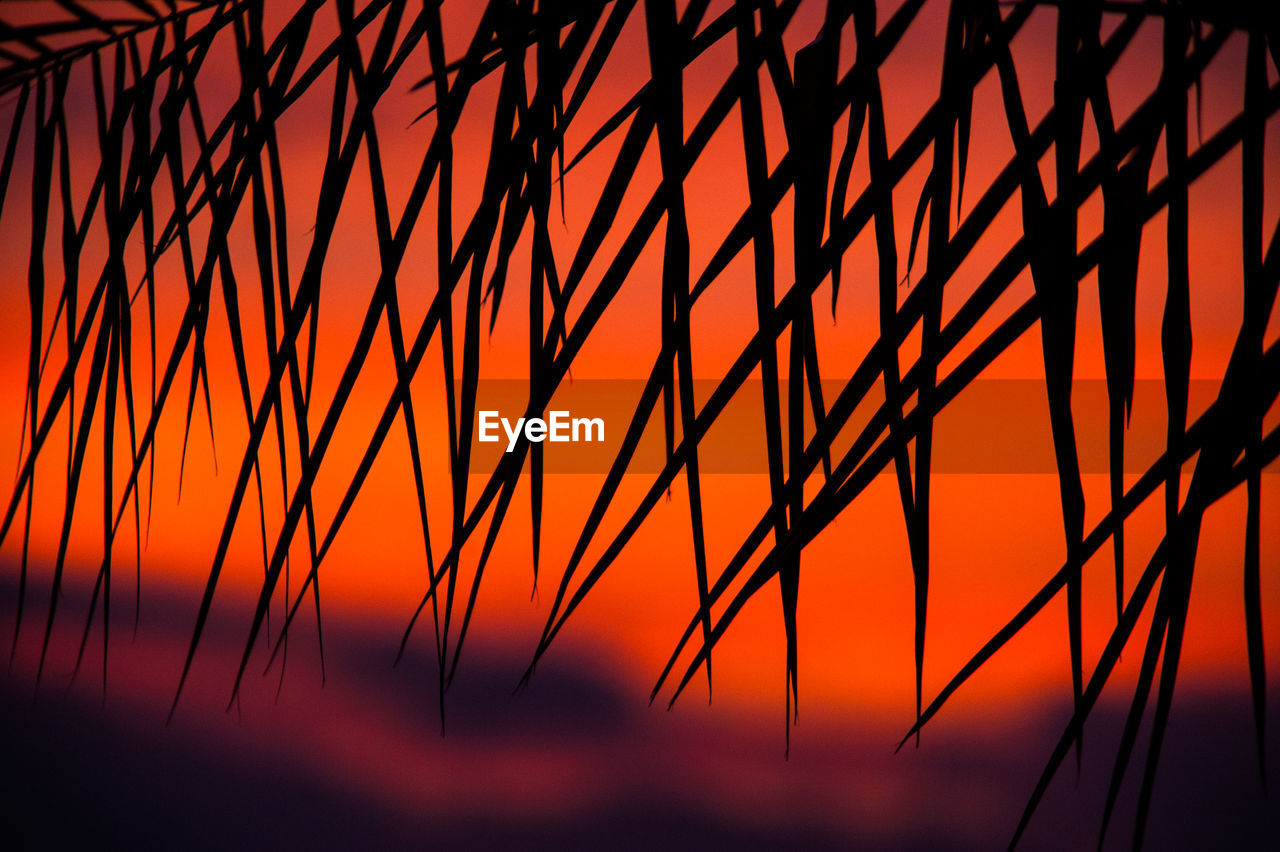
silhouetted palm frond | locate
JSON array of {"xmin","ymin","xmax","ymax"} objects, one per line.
[{"xmin": 2, "ymin": 0, "xmax": 1277, "ymax": 845}]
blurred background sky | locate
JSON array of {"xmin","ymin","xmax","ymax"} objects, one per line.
[{"xmin": 1, "ymin": 0, "xmax": 1278, "ymax": 846}]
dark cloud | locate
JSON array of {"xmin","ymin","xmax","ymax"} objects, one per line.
[{"xmin": 1, "ymin": 576, "xmax": 1276, "ymax": 850}]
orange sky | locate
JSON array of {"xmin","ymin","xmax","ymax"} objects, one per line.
[{"xmin": 0, "ymin": 0, "xmax": 1278, "ymax": 739}]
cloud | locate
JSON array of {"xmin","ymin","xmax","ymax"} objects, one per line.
[{"xmin": 2, "ymin": 574, "xmax": 1277, "ymax": 849}]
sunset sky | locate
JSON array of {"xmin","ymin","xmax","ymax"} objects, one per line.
[{"xmin": 1, "ymin": 0, "xmax": 1278, "ymax": 846}]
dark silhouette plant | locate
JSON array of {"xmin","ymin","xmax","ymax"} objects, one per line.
[{"xmin": 1, "ymin": 0, "xmax": 1277, "ymax": 847}]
